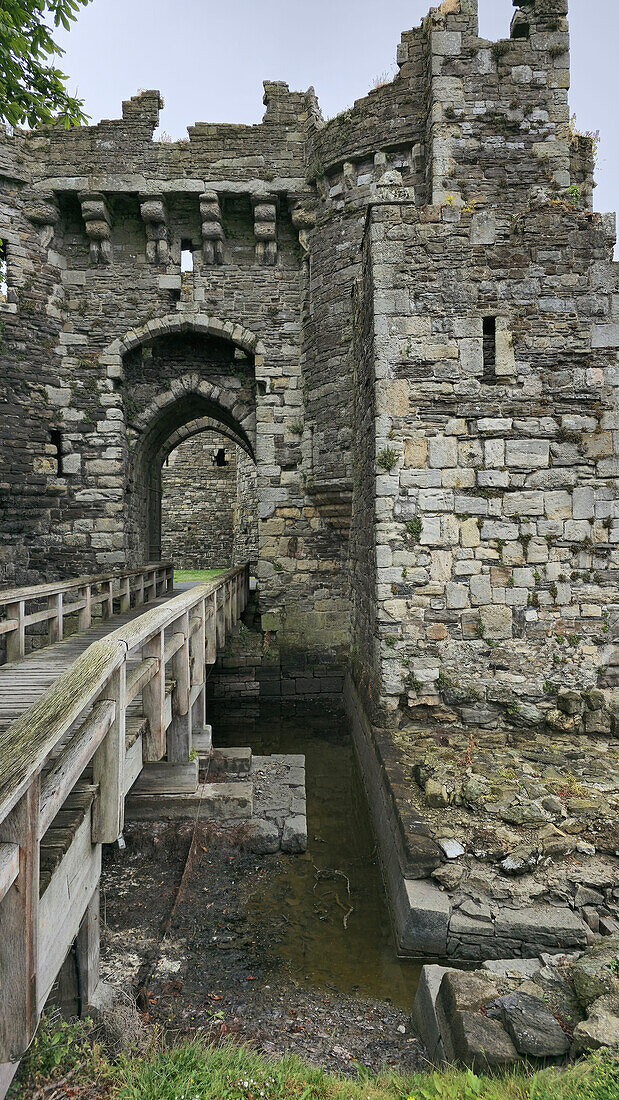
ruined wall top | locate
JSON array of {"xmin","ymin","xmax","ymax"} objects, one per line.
[{"xmin": 0, "ymin": 0, "xmax": 588, "ymax": 213}]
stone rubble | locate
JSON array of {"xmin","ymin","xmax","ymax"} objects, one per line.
[{"xmin": 413, "ymin": 937, "xmax": 619, "ymax": 1069}]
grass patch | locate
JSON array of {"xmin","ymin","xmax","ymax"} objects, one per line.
[
  {"xmin": 10, "ymin": 1017, "xmax": 619, "ymax": 1100},
  {"xmin": 174, "ymin": 568, "xmax": 227, "ymax": 583}
]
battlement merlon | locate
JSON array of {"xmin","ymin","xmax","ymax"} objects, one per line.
[
  {"xmin": 121, "ymin": 90, "xmax": 164, "ymax": 134},
  {"xmin": 396, "ymin": 0, "xmax": 573, "ymax": 205}
]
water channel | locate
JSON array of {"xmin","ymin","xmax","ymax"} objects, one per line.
[{"xmin": 212, "ymin": 703, "xmax": 423, "ymax": 1010}]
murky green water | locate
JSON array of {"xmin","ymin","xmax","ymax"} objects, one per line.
[{"xmin": 212, "ymin": 704, "xmax": 422, "ymax": 1010}]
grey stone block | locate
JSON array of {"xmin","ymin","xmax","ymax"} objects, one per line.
[
  {"xmin": 281, "ymin": 814, "xmax": 307, "ymax": 853},
  {"xmin": 411, "ymin": 964, "xmax": 456, "ymax": 1063},
  {"xmin": 247, "ymin": 819, "xmax": 280, "ymax": 854},
  {"xmin": 400, "ymin": 879, "xmax": 451, "ymax": 955}
]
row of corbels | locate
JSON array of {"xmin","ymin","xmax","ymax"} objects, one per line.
[
  {"xmin": 127, "ymin": 190, "xmax": 279, "ymax": 267},
  {"xmin": 25, "ymin": 190, "xmax": 317, "ymax": 267}
]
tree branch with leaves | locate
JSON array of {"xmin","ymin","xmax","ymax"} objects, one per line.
[{"xmin": 0, "ymin": 0, "xmax": 91, "ymax": 129}]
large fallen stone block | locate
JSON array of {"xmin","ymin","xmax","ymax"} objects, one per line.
[
  {"xmin": 572, "ymin": 994, "xmax": 619, "ymax": 1054},
  {"xmin": 498, "ymin": 992, "xmax": 570, "ymax": 1057},
  {"xmin": 411, "ymin": 964, "xmax": 455, "ymax": 1063},
  {"xmin": 571, "ymin": 935, "xmax": 619, "ymax": 1007}
]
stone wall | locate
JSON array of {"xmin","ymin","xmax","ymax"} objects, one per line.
[
  {"xmin": 234, "ymin": 448, "xmax": 259, "ymax": 566},
  {"xmin": 0, "ymin": 0, "xmax": 616, "ymax": 713},
  {"xmin": 353, "ymin": 192, "xmax": 618, "ymax": 730}
]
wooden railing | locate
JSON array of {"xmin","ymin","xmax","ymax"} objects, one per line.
[
  {"xmin": 0, "ymin": 563, "xmax": 174, "ymax": 663},
  {"xmin": 0, "ymin": 563, "xmax": 249, "ymax": 1071}
]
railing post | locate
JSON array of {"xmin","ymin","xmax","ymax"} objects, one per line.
[
  {"xmin": 75, "ymin": 886, "xmax": 100, "ymax": 1010},
  {"xmin": 206, "ymin": 594, "xmax": 217, "ymax": 665},
  {"xmin": 48, "ymin": 593, "xmax": 63, "ymax": 644},
  {"xmin": 78, "ymin": 585, "xmax": 91, "ymax": 631},
  {"xmin": 136, "ymin": 574, "xmax": 145, "ymax": 607},
  {"xmin": 101, "ymin": 580, "xmax": 113, "ymax": 620},
  {"xmin": 216, "ymin": 587, "xmax": 225, "ymax": 649},
  {"xmin": 119, "ymin": 577, "xmax": 131, "ymax": 614},
  {"xmin": 6, "ymin": 601, "xmax": 25, "ymax": 662},
  {"xmin": 192, "ymin": 601, "xmax": 206, "ymax": 689},
  {"xmin": 0, "ymin": 777, "xmax": 40, "ymax": 1063},
  {"xmin": 225, "ymin": 580, "xmax": 232, "ymax": 633},
  {"xmin": 92, "ymin": 666, "xmax": 126, "ymax": 843},
  {"xmin": 189, "ymin": 600, "xmax": 207, "ymax": 733},
  {"xmin": 168, "ymin": 612, "xmax": 191, "ymax": 764},
  {"xmin": 142, "ymin": 629, "xmax": 166, "ymax": 761},
  {"xmin": 167, "ymin": 565, "xmax": 174, "ymax": 593}
]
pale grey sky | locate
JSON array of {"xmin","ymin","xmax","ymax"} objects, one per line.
[{"xmin": 56, "ymin": 0, "xmax": 618, "ymax": 225}]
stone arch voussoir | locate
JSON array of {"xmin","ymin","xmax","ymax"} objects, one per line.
[{"xmin": 100, "ymin": 312, "xmax": 266, "ymax": 383}]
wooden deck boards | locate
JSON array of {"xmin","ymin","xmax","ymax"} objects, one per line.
[{"xmin": 0, "ymin": 592, "xmax": 178, "ymax": 736}]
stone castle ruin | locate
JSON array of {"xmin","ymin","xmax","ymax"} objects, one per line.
[{"xmin": 0, "ymin": 0, "xmax": 617, "ymax": 732}]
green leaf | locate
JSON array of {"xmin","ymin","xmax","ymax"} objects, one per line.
[{"xmin": 0, "ymin": 0, "xmax": 90, "ymax": 127}]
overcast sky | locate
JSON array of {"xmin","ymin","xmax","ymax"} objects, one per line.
[{"xmin": 55, "ymin": 0, "xmax": 618, "ymax": 224}]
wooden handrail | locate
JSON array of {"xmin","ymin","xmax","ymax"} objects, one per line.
[
  {"xmin": 0, "ymin": 562, "xmax": 250, "ymax": 1068},
  {"xmin": 0, "ymin": 562, "xmax": 174, "ymax": 607},
  {"xmin": 0, "ymin": 562, "xmax": 174, "ymax": 663}
]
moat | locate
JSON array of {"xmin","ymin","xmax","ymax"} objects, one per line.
[
  {"xmin": 98, "ymin": 704, "xmax": 427, "ymax": 1073},
  {"xmin": 214, "ymin": 704, "xmax": 422, "ymax": 1009}
]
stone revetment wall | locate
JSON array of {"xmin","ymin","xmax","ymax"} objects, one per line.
[{"xmin": 0, "ymin": 0, "xmax": 616, "ymax": 723}]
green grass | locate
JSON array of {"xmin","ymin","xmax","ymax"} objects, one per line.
[
  {"xmin": 174, "ymin": 568, "xmax": 227, "ymax": 583},
  {"xmin": 11, "ymin": 1017, "xmax": 619, "ymax": 1100}
]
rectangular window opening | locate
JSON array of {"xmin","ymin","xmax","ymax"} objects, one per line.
[
  {"xmin": 50, "ymin": 429, "xmax": 63, "ymax": 476},
  {"xmin": 180, "ymin": 238, "xmax": 194, "ymax": 272},
  {"xmin": 482, "ymin": 316, "xmax": 497, "ymax": 383}
]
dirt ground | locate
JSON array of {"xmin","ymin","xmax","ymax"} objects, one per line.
[{"xmin": 100, "ymin": 821, "xmax": 427, "ymax": 1076}]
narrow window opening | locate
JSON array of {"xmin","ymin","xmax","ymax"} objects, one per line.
[
  {"xmin": 50, "ymin": 429, "xmax": 63, "ymax": 476},
  {"xmin": 213, "ymin": 447, "xmax": 229, "ymax": 468},
  {"xmin": 482, "ymin": 317, "xmax": 497, "ymax": 383},
  {"xmin": 180, "ymin": 238, "xmax": 194, "ymax": 272},
  {"xmin": 510, "ymin": 9, "xmax": 530, "ymax": 39},
  {"xmin": 511, "ymin": 20, "xmax": 530, "ymax": 39},
  {"xmin": 0, "ymin": 239, "xmax": 7, "ymax": 301}
]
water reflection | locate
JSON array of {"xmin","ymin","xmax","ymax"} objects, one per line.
[{"xmin": 211, "ymin": 704, "xmax": 422, "ymax": 1009}]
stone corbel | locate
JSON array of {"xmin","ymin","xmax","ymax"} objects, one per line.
[
  {"xmin": 79, "ymin": 191, "xmax": 112, "ymax": 264},
  {"xmin": 24, "ymin": 190, "xmax": 59, "ymax": 249},
  {"xmin": 139, "ymin": 195, "xmax": 168, "ymax": 264},
  {"xmin": 200, "ymin": 190, "xmax": 224, "ymax": 265},
  {"xmin": 252, "ymin": 195, "xmax": 277, "ymax": 265},
  {"xmin": 290, "ymin": 199, "xmax": 317, "ymax": 257}
]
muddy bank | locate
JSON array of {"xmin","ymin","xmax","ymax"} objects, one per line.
[{"xmin": 100, "ymin": 822, "xmax": 427, "ymax": 1075}]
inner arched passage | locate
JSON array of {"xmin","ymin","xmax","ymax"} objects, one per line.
[
  {"xmin": 121, "ymin": 327, "xmax": 258, "ymax": 567},
  {"xmin": 160, "ymin": 430, "xmax": 258, "ymax": 570},
  {"xmin": 129, "ymin": 392, "xmax": 256, "ymax": 564}
]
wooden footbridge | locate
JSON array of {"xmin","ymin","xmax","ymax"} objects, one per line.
[{"xmin": 0, "ymin": 562, "xmax": 249, "ymax": 1094}]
